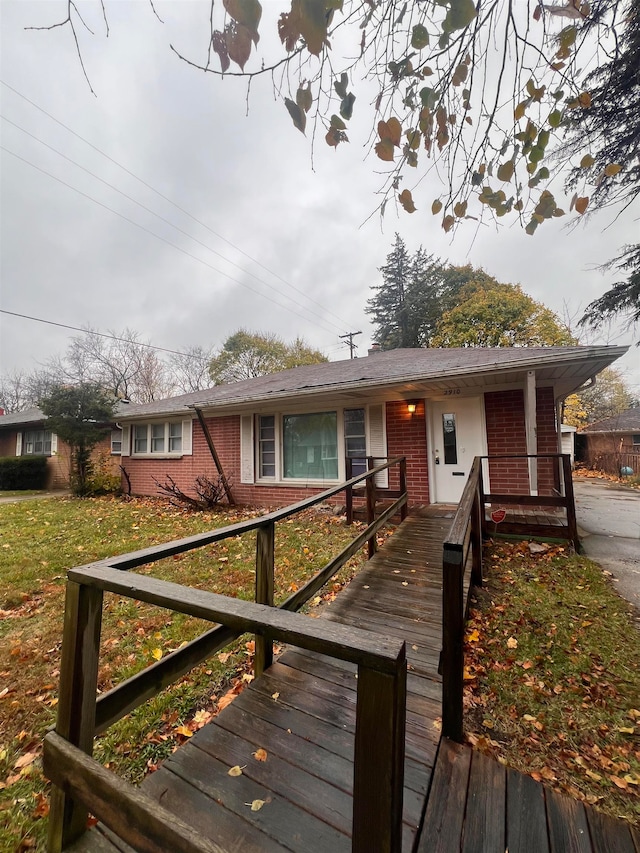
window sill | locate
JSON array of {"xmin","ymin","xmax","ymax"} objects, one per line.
[
  {"xmin": 130, "ymin": 453, "xmax": 184, "ymax": 460},
  {"xmin": 255, "ymin": 478, "xmax": 341, "ymax": 487}
]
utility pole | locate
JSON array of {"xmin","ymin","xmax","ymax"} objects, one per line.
[{"xmin": 339, "ymin": 331, "xmax": 362, "ymax": 359}]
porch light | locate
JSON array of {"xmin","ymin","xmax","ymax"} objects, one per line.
[{"xmin": 407, "ymin": 402, "xmax": 417, "ymax": 415}]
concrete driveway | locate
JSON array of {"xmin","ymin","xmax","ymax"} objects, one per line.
[{"xmin": 573, "ymin": 477, "xmax": 640, "ymax": 620}]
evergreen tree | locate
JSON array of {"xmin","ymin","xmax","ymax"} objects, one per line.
[
  {"xmin": 39, "ymin": 383, "xmax": 116, "ymax": 496},
  {"xmin": 366, "ymin": 235, "xmax": 416, "ymax": 349}
]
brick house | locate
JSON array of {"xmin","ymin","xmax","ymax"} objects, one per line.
[
  {"xmin": 579, "ymin": 406, "xmax": 640, "ymax": 475},
  {"xmin": 0, "ymin": 408, "xmax": 120, "ymax": 490},
  {"xmin": 116, "ymin": 346, "xmax": 626, "ymax": 507}
]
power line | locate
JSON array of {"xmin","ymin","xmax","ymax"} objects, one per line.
[
  {"xmin": 0, "ymin": 309, "xmax": 189, "ymax": 356},
  {"xmin": 0, "ymin": 113, "xmax": 348, "ymax": 336},
  {"xmin": 0, "ymin": 80, "xmax": 351, "ymax": 331},
  {"xmin": 1, "ymin": 145, "xmax": 343, "ymax": 338}
]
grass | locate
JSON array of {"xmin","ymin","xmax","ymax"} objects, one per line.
[
  {"xmin": 0, "ymin": 491, "xmax": 44, "ymax": 499},
  {"xmin": 0, "ymin": 494, "xmax": 377, "ymax": 852},
  {"xmin": 464, "ymin": 539, "xmax": 640, "ymax": 825}
]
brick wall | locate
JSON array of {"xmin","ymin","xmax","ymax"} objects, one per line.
[
  {"xmin": 484, "ymin": 387, "xmax": 558, "ymax": 496},
  {"xmin": 385, "ymin": 400, "xmax": 430, "ymax": 504}
]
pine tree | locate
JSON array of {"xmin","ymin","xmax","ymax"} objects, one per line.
[{"xmin": 366, "ymin": 235, "xmax": 415, "ymax": 349}]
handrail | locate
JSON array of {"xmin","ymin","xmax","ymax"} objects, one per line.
[
  {"xmin": 46, "ymin": 458, "xmax": 409, "ymax": 853},
  {"xmin": 441, "ymin": 457, "xmax": 484, "ymax": 742},
  {"xmin": 441, "ymin": 453, "xmax": 578, "ymax": 742}
]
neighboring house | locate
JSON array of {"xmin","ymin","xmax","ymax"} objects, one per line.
[
  {"xmin": 0, "ymin": 407, "xmax": 122, "ymax": 489},
  {"xmin": 579, "ymin": 407, "xmax": 640, "ymax": 475},
  {"xmin": 115, "ymin": 345, "xmax": 626, "ymax": 507}
]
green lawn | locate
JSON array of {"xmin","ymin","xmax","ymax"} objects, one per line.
[{"xmin": 0, "ymin": 495, "xmax": 373, "ymax": 852}]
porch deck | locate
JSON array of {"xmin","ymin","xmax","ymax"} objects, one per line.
[{"xmin": 64, "ymin": 508, "xmax": 635, "ymax": 853}]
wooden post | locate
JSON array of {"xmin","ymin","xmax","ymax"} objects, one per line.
[
  {"xmin": 366, "ymin": 471, "xmax": 377, "ymax": 559},
  {"xmin": 478, "ymin": 459, "xmax": 487, "ymax": 540},
  {"xmin": 193, "ymin": 407, "xmax": 235, "ymax": 505},
  {"xmin": 345, "ymin": 458, "xmax": 354, "ymax": 525},
  {"xmin": 353, "ymin": 651, "xmax": 406, "ymax": 853},
  {"xmin": 254, "ymin": 521, "xmax": 275, "ymax": 677},
  {"xmin": 47, "ymin": 581, "xmax": 103, "ymax": 853},
  {"xmin": 442, "ymin": 546, "xmax": 464, "ymax": 742},
  {"xmin": 399, "ymin": 457, "xmax": 408, "ymax": 521},
  {"xmin": 470, "ymin": 487, "xmax": 483, "ymax": 588},
  {"xmin": 562, "ymin": 454, "xmax": 580, "ymax": 553}
]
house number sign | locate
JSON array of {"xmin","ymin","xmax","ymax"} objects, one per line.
[{"xmin": 444, "ymin": 389, "xmax": 461, "ymax": 395}]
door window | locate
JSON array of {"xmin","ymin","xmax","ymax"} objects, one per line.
[{"xmin": 442, "ymin": 413, "xmax": 458, "ymax": 464}]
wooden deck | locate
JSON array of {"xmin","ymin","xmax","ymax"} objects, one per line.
[{"xmin": 67, "ymin": 509, "xmax": 636, "ymax": 853}]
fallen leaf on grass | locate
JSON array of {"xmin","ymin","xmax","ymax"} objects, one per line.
[
  {"xmin": 151, "ymin": 648, "xmax": 163, "ymax": 661},
  {"xmin": 507, "ymin": 636, "xmax": 518, "ymax": 649},
  {"xmin": 14, "ymin": 750, "xmax": 38, "ymax": 770},
  {"xmin": 174, "ymin": 725, "xmax": 193, "ymax": 738}
]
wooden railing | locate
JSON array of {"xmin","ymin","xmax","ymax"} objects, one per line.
[
  {"xmin": 441, "ymin": 453, "xmax": 578, "ymax": 742},
  {"xmin": 45, "ymin": 458, "xmax": 409, "ymax": 853}
]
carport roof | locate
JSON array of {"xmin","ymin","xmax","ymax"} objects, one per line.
[{"xmin": 114, "ymin": 345, "xmax": 628, "ymax": 419}]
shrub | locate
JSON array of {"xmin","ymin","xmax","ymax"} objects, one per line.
[
  {"xmin": 0, "ymin": 456, "xmax": 48, "ymax": 490},
  {"xmin": 85, "ymin": 450, "xmax": 121, "ymax": 495}
]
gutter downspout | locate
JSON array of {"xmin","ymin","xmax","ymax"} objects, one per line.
[{"xmin": 193, "ymin": 407, "xmax": 235, "ymax": 506}]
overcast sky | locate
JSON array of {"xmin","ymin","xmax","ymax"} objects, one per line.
[{"xmin": 1, "ymin": 1, "xmax": 638, "ymax": 394}]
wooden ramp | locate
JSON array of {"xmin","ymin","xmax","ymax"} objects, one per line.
[{"xmin": 68, "ymin": 510, "xmax": 636, "ymax": 853}]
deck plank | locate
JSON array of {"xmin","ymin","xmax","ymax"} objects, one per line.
[
  {"xmin": 546, "ymin": 788, "xmax": 593, "ymax": 852},
  {"xmin": 461, "ymin": 750, "xmax": 506, "ymax": 853},
  {"xmin": 418, "ymin": 738, "xmax": 471, "ymax": 852},
  {"xmin": 585, "ymin": 808, "xmax": 636, "ymax": 853},
  {"xmin": 506, "ymin": 767, "xmax": 550, "ymax": 853}
]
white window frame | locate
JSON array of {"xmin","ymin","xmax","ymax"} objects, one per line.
[
  {"xmin": 22, "ymin": 429, "xmax": 53, "ymax": 456},
  {"xmin": 251, "ymin": 404, "xmax": 386, "ymax": 486},
  {"xmin": 128, "ymin": 420, "xmax": 192, "ymax": 458},
  {"xmin": 110, "ymin": 429, "xmax": 122, "ymax": 455}
]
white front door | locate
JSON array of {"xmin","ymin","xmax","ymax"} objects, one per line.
[{"xmin": 430, "ymin": 397, "xmax": 486, "ymax": 503}]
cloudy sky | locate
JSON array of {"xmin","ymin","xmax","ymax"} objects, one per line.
[{"xmin": 1, "ymin": 1, "xmax": 638, "ymax": 393}]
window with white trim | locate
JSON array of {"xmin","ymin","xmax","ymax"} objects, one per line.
[
  {"xmin": 283, "ymin": 411, "xmax": 337, "ymax": 480},
  {"xmin": 132, "ymin": 422, "xmax": 184, "ymax": 455},
  {"xmin": 249, "ymin": 405, "xmax": 386, "ymax": 484},
  {"xmin": 633, "ymin": 434, "xmax": 640, "ymax": 447},
  {"xmin": 110, "ymin": 429, "xmax": 122, "ymax": 455},
  {"xmin": 258, "ymin": 415, "xmax": 276, "ymax": 478},
  {"xmin": 344, "ymin": 408, "xmax": 366, "ymax": 476},
  {"xmin": 23, "ymin": 429, "xmax": 52, "ymax": 456}
]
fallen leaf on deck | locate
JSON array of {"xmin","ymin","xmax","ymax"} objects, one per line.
[
  {"xmin": 250, "ymin": 799, "xmax": 266, "ymax": 811},
  {"xmin": 253, "ymin": 748, "xmax": 268, "ymax": 762},
  {"xmin": 228, "ymin": 765, "xmax": 243, "ymax": 777}
]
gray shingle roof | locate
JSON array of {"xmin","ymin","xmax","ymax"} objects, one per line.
[
  {"xmin": 581, "ymin": 407, "xmax": 640, "ymax": 434},
  {"xmin": 113, "ymin": 345, "xmax": 627, "ymax": 420}
]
